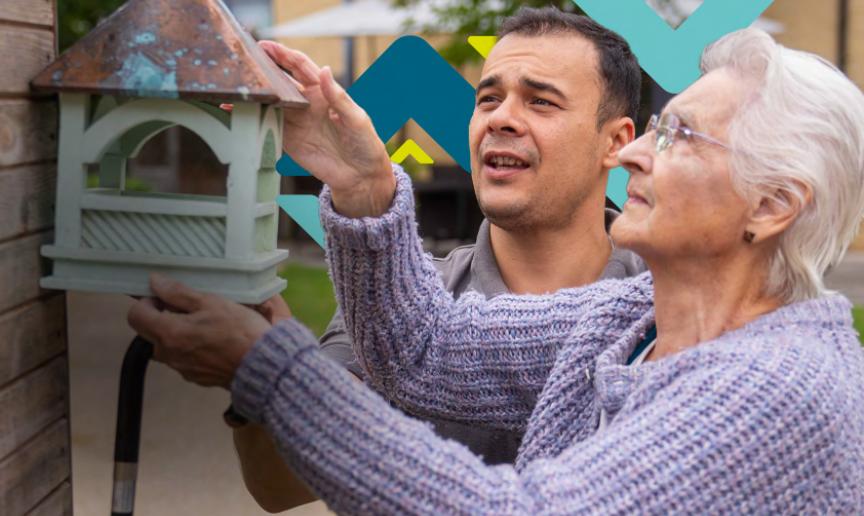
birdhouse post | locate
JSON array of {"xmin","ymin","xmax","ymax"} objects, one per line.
[{"xmin": 32, "ymin": 0, "xmax": 307, "ymax": 303}]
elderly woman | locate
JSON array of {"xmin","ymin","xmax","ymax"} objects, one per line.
[{"xmin": 129, "ymin": 28, "xmax": 864, "ymax": 512}]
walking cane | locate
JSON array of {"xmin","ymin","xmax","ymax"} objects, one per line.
[{"xmin": 110, "ymin": 336, "xmax": 153, "ymax": 516}]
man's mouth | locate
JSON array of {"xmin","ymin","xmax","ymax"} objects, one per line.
[{"xmin": 483, "ymin": 152, "xmax": 531, "ymax": 171}]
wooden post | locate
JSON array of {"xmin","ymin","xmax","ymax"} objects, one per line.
[{"xmin": 0, "ymin": 0, "xmax": 73, "ymax": 514}]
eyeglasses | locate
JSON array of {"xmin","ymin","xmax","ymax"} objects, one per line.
[{"xmin": 646, "ymin": 113, "xmax": 731, "ymax": 154}]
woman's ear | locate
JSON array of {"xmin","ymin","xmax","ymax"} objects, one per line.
[
  {"xmin": 601, "ymin": 117, "xmax": 636, "ymax": 170},
  {"xmin": 744, "ymin": 181, "xmax": 813, "ymax": 244}
]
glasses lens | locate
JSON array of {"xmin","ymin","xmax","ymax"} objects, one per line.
[
  {"xmin": 646, "ymin": 114, "xmax": 658, "ymax": 133},
  {"xmin": 655, "ymin": 113, "xmax": 680, "ymax": 153}
]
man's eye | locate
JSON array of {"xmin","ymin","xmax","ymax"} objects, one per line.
[
  {"xmin": 531, "ymin": 98, "xmax": 557, "ymax": 108},
  {"xmin": 477, "ymin": 95, "xmax": 499, "ymax": 105}
]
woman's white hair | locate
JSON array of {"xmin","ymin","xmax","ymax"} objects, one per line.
[{"xmin": 701, "ymin": 28, "xmax": 864, "ymax": 303}]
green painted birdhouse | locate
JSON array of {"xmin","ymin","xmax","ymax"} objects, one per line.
[{"xmin": 32, "ymin": 0, "xmax": 307, "ymax": 303}]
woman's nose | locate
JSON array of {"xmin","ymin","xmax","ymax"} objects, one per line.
[{"xmin": 618, "ymin": 133, "xmax": 654, "ymax": 176}]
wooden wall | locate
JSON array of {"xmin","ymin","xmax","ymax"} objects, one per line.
[{"xmin": 0, "ymin": 0, "xmax": 72, "ymax": 514}]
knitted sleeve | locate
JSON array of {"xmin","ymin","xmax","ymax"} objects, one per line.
[
  {"xmin": 318, "ymin": 165, "xmax": 653, "ymax": 429},
  {"xmin": 232, "ymin": 318, "xmax": 838, "ymax": 514}
]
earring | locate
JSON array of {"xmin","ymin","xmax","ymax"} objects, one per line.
[{"xmin": 744, "ymin": 231, "xmax": 755, "ymax": 243}]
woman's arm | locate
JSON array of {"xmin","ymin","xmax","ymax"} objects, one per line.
[
  {"xmin": 232, "ymin": 320, "xmax": 838, "ymax": 515},
  {"xmin": 320, "ymin": 166, "xmax": 653, "ymax": 429}
]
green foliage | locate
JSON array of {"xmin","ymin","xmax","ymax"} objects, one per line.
[
  {"xmin": 854, "ymin": 306, "xmax": 864, "ymax": 345},
  {"xmin": 392, "ymin": 0, "xmax": 580, "ymax": 67},
  {"xmin": 278, "ymin": 263, "xmax": 337, "ymax": 337},
  {"xmin": 58, "ymin": 0, "xmax": 127, "ymax": 52}
]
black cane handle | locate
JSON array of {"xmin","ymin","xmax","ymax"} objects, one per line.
[{"xmin": 111, "ymin": 336, "xmax": 153, "ymax": 516}]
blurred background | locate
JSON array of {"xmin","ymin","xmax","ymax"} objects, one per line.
[{"xmin": 58, "ymin": 1, "xmax": 863, "ymax": 514}]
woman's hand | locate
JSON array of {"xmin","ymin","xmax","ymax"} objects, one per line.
[
  {"xmin": 127, "ymin": 274, "xmax": 271, "ymax": 389},
  {"xmin": 259, "ymin": 41, "xmax": 396, "ymax": 218}
]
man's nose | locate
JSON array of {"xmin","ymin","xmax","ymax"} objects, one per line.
[
  {"xmin": 487, "ymin": 98, "xmax": 527, "ymax": 136},
  {"xmin": 618, "ymin": 133, "xmax": 654, "ymax": 176}
]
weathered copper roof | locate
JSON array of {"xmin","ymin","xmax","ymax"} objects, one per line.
[{"xmin": 32, "ymin": 0, "xmax": 307, "ymax": 107}]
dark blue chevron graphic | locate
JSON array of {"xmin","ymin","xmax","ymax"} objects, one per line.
[{"xmin": 277, "ymin": 35, "xmax": 475, "ymax": 176}]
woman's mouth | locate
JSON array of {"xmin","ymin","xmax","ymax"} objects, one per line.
[{"xmin": 625, "ymin": 191, "xmax": 651, "ymax": 207}]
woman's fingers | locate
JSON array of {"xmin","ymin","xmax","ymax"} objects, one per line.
[
  {"xmin": 319, "ymin": 65, "xmax": 362, "ymax": 125},
  {"xmin": 258, "ymin": 41, "xmax": 321, "ymax": 88}
]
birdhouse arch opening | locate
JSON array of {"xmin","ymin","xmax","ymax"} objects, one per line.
[
  {"xmin": 112, "ymin": 126, "xmax": 229, "ymax": 197},
  {"xmin": 84, "ymin": 103, "xmax": 229, "ymax": 197}
]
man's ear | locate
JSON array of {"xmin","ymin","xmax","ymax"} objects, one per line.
[
  {"xmin": 601, "ymin": 116, "xmax": 635, "ymax": 170},
  {"xmin": 745, "ymin": 181, "xmax": 813, "ymax": 244}
]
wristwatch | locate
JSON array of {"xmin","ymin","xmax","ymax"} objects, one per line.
[{"xmin": 223, "ymin": 404, "xmax": 249, "ymax": 428}]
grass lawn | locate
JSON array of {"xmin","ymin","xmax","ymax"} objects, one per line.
[
  {"xmin": 854, "ymin": 307, "xmax": 864, "ymax": 344},
  {"xmin": 276, "ymin": 264, "xmax": 864, "ymax": 346},
  {"xmin": 278, "ymin": 263, "xmax": 337, "ymax": 337}
]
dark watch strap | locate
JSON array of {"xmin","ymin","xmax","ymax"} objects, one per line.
[{"xmin": 223, "ymin": 404, "xmax": 249, "ymax": 428}]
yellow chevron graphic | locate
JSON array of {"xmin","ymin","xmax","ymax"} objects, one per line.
[
  {"xmin": 468, "ymin": 36, "xmax": 498, "ymax": 58},
  {"xmin": 390, "ymin": 139, "xmax": 434, "ymax": 165}
]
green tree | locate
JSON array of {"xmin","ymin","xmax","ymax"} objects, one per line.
[
  {"xmin": 393, "ymin": 0, "xmax": 685, "ymax": 67},
  {"xmin": 394, "ymin": 0, "xmax": 581, "ymax": 67},
  {"xmin": 58, "ymin": 0, "xmax": 127, "ymax": 52}
]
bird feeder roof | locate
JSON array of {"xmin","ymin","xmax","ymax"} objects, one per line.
[{"xmin": 32, "ymin": 0, "xmax": 307, "ymax": 107}]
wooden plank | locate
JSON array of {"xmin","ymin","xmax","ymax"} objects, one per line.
[
  {"xmin": 0, "ymin": 232, "xmax": 53, "ymax": 314},
  {"xmin": 0, "ymin": 358, "xmax": 68, "ymax": 460},
  {"xmin": 0, "ymin": 26, "xmax": 55, "ymax": 95},
  {"xmin": 0, "ymin": 296, "xmax": 66, "ymax": 386},
  {"xmin": 0, "ymin": 0, "xmax": 53, "ymax": 27},
  {"xmin": 0, "ymin": 163, "xmax": 57, "ymax": 242},
  {"xmin": 0, "ymin": 100, "xmax": 58, "ymax": 168},
  {"xmin": 0, "ymin": 419, "xmax": 70, "ymax": 516},
  {"xmin": 24, "ymin": 481, "xmax": 71, "ymax": 516}
]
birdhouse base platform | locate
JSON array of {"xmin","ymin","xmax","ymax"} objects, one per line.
[{"xmin": 40, "ymin": 246, "xmax": 289, "ymax": 304}]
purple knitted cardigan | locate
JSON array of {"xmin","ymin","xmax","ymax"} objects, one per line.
[{"xmin": 232, "ymin": 167, "xmax": 864, "ymax": 514}]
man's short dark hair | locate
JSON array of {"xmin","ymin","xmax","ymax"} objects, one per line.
[{"xmin": 499, "ymin": 6, "xmax": 641, "ymax": 128}]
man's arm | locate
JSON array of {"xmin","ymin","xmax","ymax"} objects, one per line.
[
  {"xmin": 232, "ymin": 424, "xmax": 316, "ymax": 512},
  {"xmin": 231, "ymin": 305, "xmax": 360, "ymax": 512},
  {"xmin": 230, "ymin": 294, "xmax": 319, "ymax": 512},
  {"xmin": 318, "ymin": 306, "xmax": 364, "ymax": 378}
]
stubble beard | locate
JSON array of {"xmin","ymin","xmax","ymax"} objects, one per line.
[{"xmin": 479, "ymin": 185, "xmax": 584, "ymax": 234}]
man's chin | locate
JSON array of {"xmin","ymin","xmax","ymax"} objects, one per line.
[{"xmin": 480, "ymin": 203, "xmax": 535, "ymax": 231}]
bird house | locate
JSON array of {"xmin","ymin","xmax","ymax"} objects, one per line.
[{"xmin": 32, "ymin": 0, "xmax": 307, "ymax": 303}]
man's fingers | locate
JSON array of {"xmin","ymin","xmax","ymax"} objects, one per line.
[
  {"xmin": 319, "ymin": 66, "xmax": 361, "ymax": 124},
  {"xmin": 258, "ymin": 41, "xmax": 320, "ymax": 88},
  {"xmin": 149, "ymin": 273, "xmax": 204, "ymax": 313}
]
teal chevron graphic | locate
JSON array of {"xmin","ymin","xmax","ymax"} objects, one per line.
[
  {"xmin": 276, "ymin": 195, "xmax": 324, "ymax": 248},
  {"xmin": 573, "ymin": 0, "xmax": 773, "ymax": 93}
]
